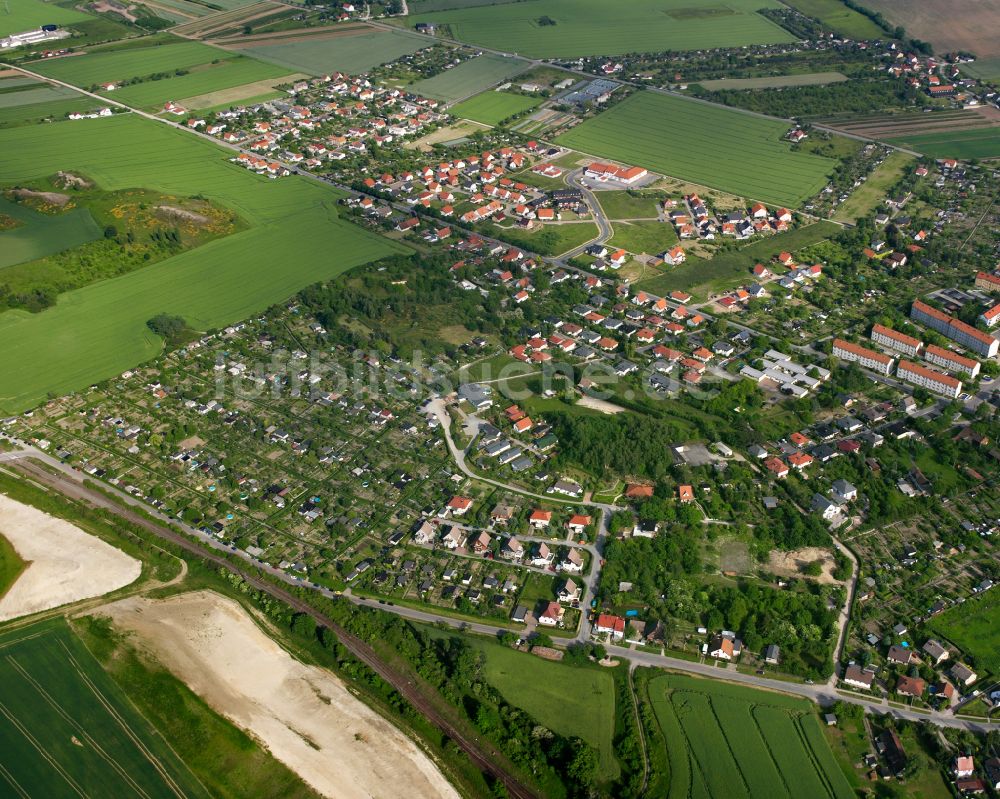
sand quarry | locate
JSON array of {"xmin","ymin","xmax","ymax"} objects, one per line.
[
  {"xmin": 0, "ymin": 494, "xmax": 141, "ymax": 621},
  {"xmin": 98, "ymin": 590, "xmax": 460, "ymax": 799}
]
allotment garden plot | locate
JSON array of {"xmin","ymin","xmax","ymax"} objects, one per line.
[
  {"xmin": 0, "ymin": 114, "xmax": 406, "ymax": 413},
  {"xmin": 0, "ymin": 620, "xmax": 208, "ymax": 799},
  {"xmin": 409, "ymin": 0, "xmax": 795, "ymax": 59},
  {"xmin": 647, "ymin": 674, "xmax": 854, "ymax": 799},
  {"xmin": 557, "ymin": 91, "xmax": 836, "ymax": 207}
]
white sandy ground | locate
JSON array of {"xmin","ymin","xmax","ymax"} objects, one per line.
[
  {"xmin": 98, "ymin": 591, "xmax": 461, "ymax": 799},
  {"xmin": 0, "ymin": 494, "xmax": 141, "ymax": 621}
]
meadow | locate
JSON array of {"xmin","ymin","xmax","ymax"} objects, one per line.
[
  {"xmin": 461, "ymin": 635, "xmax": 620, "ymax": 781},
  {"xmin": 29, "ymin": 40, "xmax": 237, "ymax": 86},
  {"xmin": 409, "ymin": 54, "xmax": 528, "ymax": 103},
  {"xmin": 0, "ymin": 196, "xmax": 101, "ymax": 269},
  {"xmin": 408, "ymin": 0, "xmax": 795, "ymax": 59},
  {"xmin": 0, "ymin": 0, "xmax": 91, "ymax": 36},
  {"xmin": 780, "ymin": 0, "xmax": 885, "ymax": 38},
  {"xmin": 928, "ymin": 591, "xmax": 1000, "ymax": 676},
  {"xmin": 885, "ymin": 128, "xmax": 1000, "ymax": 160},
  {"xmin": 833, "ymin": 150, "xmax": 914, "ymax": 222},
  {"xmin": 638, "ymin": 221, "xmax": 839, "ymax": 300},
  {"xmin": 608, "ymin": 220, "xmax": 678, "ymax": 256},
  {"xmin": 0, "ymin": 115, "xmax": 406, "ymax": 413},
  {"xmin": 557, "ymin": 91, "xmax": 837, "ymax": 207},
  {"xmin": 646, "ymin": 674, "xmax": 854, "ymax": 799},
  {"xmin": 449, "ymin": 90, "xmax": 542, "ymax": 126},
  {"xmin": 0, "ymin": 619, "xmax": 208, "ymax": 798},
  {"xmin": 238, "ymin": 27, "xmax": 430, "ymax": 76}
]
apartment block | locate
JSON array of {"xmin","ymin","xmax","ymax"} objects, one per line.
[
  {"xmin": 832, "ymin": 338, "xmax": 894, "ymax": 375},
  {"xmin": 897, "ymin": 360, "xmax": 962, "ymax": 399},
  {"xmin": 924, "ymin": 344, "xmax": 980, "ymax": 378},
  {"xmin": 910, "ymin": 300, "xmax": 999, "ymax": 358},
  {"xmin": 871, "ymin": 323, "xmax": 923, "ymax": 357}
]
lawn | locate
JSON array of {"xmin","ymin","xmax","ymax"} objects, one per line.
[
  {"xmin": 449, "ymin": 90, "xmax": 542, "ymax": 126},
  {"xmin": 29, "ymin": 41, "xmax": 238, "ymax": 86},
  {"xmin": 0, "ymin": 196, "xmax": 102, "ymax": 270},
  {"xmin": 0, "ymin": 0, "xmax": 92, "ymax": 36},
  {"xmin": 486, "ymin": 219, "xmax": 598, "ymax": 256},
  {"xmin": 607, "ymin": 220, "xmax": 678, "ymax": 256},
  {"xmin": 556, "ymin": 91, "xmax": 837, "ymax": 207},
  {"xmin": 466, "ymin": 636, "xmax": 620, "ymax": 780},
  {"xmin": 638, "ymin": 221, "xmax": 839, "ymax": 300},
  {"xmin": 410, "ymin": 0, "xmax": 795, "ymax": 58},
  {"xmin": 409, "ymin": 54, "xmax": 529, "ymax": 103},
  {"xmin": 646, "ymin": 674, "xmax": 854, "ymax": 799},
  {"xmin": 884, "ymin": 127, "xmax": 1000, "ymax": 160},
  {"xmin": 833, "ymin": 151, "xmax": 915, "ymax": 222},
  {"xmin": 0, "ymin": 619, "xmax": 209, "ymax": 798},
  {"xmin": 928, "ymin": 590, "xmax": 1000, "ymax": 676},
  {"xmin": 595, "ymin": 190, "xmax": 665, "ymax": 220},
  {"xmin": 0, "ymin": 115, "xmax": 407, "ymax": 413},
  {"xmin": 239, "ymin": 28, "xmax": 430, "ymax": 76},
  {"xmin": 0, "ymin": 532, "xmax": 25, "ymax": 599},
  {"xmin": 780, "ymin": 0, "xmax": 885, "ymax": 38}
]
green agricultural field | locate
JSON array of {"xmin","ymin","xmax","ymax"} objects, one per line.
[
  {"xmin": 0, "ymin": 97, "xmax": 97, "ymax": 127},
  {"xmin": 0, "ymin": 115, "xmax": 406, "ymax": 413},
  {"xmin": 557, "ymin": 92, "xmax": 837, "ymax": 206},
  {"xmin": 0, "ymin": 0, "xmax": 92, "ymax": 36},
  {"xmin": 409, "ymin": 0, "xmax": 795, "ymax": 59},
  {"xmin": 0, "ymin": 84, "xmax": 82, "ymax": 108},
  {"xmin": 464, "ymin": 637, "xmax": 620, "ymax": 780},
  {"xmin": 638, "ymin": 221, "xmax": 838, "ymax": 300},
  {"xmin": 647, "ymin": 674, "xmax": 854, "ymax": 799},
  {"xmin": 28, "ymin": 40, "xmax": 238, "ymax": 87},
  {"xmin": 106, "ymin": 58, "xmax": 293, "ymax": 110},
  {"xmin": 833, "ymin": 150, "xmax": 914, "ymax": 222},
  {"xmin": 963, "ymin": 58, "xmax": 1000, "ymax": 82},
  {"xmin": 409, "ymin": 54, "xmax": 528, "ymax": 103},
  {"xmin": 0, "ymin": 533, "xmax": 25, "ymax": 598},
  {"xmin": 0, "ymin": 196, "xmax": 101, "ymax": 269},
  {"xmin": 0, "ymin": 620, "xmax": 209, "ymax": 798},
  {"xmin": 696, "ymin": 72, "xmax": 848, "ymax": 90},
  {"xmin": 885, "ymin": 127, "xmax": 1000, "ymax": 160},
  {"xmin": 449, "ymin": 90, "xmax": 541, "ymax": 125},
  {"xmin": 928, "ymin": 591, "xmax": 1000, "ymax": 676},
  {"xmin": 240, "ymin": 28, "xmax": 430, "ymax": 76},
  {"xmin": 780, "ymin": 0, "xmax": 885, "ymax": 38}
]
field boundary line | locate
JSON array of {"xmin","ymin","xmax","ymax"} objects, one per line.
[
  {"xmin": 0, "ymin": 760, "xmax": 30, "ymax": 799},
  {"xmin": 0, "ymin": 697, "xmax": 88, "ymax": 797},
  {"xmin": 6, "ymin": 654, "xmax": 156, "ymax": 799},
  {"xmin": 61, "ymin": 641, "xmax": 193, "ymax": 799}
]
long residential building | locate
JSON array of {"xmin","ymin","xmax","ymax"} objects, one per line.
[
  {"xmin": 832, "ymin": 338, "xmax": 894, "ymax": 375},
  {"xmin": 910, "ymin": 300, "xmax": 999, "ymax": 358},
  {"xmin": 975, "ymin": 271, "xmax": 1000, "ymax": 292},
  {"xmin": 871, "ymin": 323, "xmax": 923, "ymax": 357},
  {"xmin": 923, "ymin": 344, "xmax": 980, "ymax": 378},
  {"xmin": 897, "ymin": 360, "xmax": 962, "ymax": 399}
]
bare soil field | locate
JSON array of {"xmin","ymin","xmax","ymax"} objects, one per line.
[
  {"xmin": 404, "ymin": 120, "xmax": 489, "ymax": 150},
  {"xmin": 0, "ymin": 494, "xmax": 141, "ymax": 622},
  {"xmin": 98, "ymin": 590, "xmax": 461, "ymax": 799},
  {"xmin": 861, "ymin": 0, "xmax": 1000, "ymax": 59},
  {"xmin": 174, "ymin": 72, "xmax": 308, "ymax": 109},
  {"xmin": 767, "ymin": 546, "xmax": 839, "ymax": 584},
  {"xmin": 820, "ymin": 108, "xmax": 998, "ymax": 139}
]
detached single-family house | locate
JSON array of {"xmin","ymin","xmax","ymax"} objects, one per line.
[
  {"xmin": 951, "ymin": 663, "xmax": 977, "ymax": 686},
  {"xmin": 843, "ymin": 664, "xmax": 875, "ymax": 690},
  {"xmin": 557, "ymin": 578, "xmax": 581, "ymax": 603},
  {"xmin": 560, "ymin": 548, "xmax": 584, "ymax": 572},
  {"xmin": 594, "ymin": 613, "xmax": 626, "ymax": 641},
  {"xmin": 896, "ymin": 675, "xmax": 926, "ymax": 698},
  {"xmin": 922, "ymin": 639, "xmax": 949, "ymax": 664},
  {"xmin": 537, "ymin": 601, "xmax": 564, "ymax": 626},
  {"xmin": 887, "ymin": 644, "xmax": 912, "ymax": 666}
]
